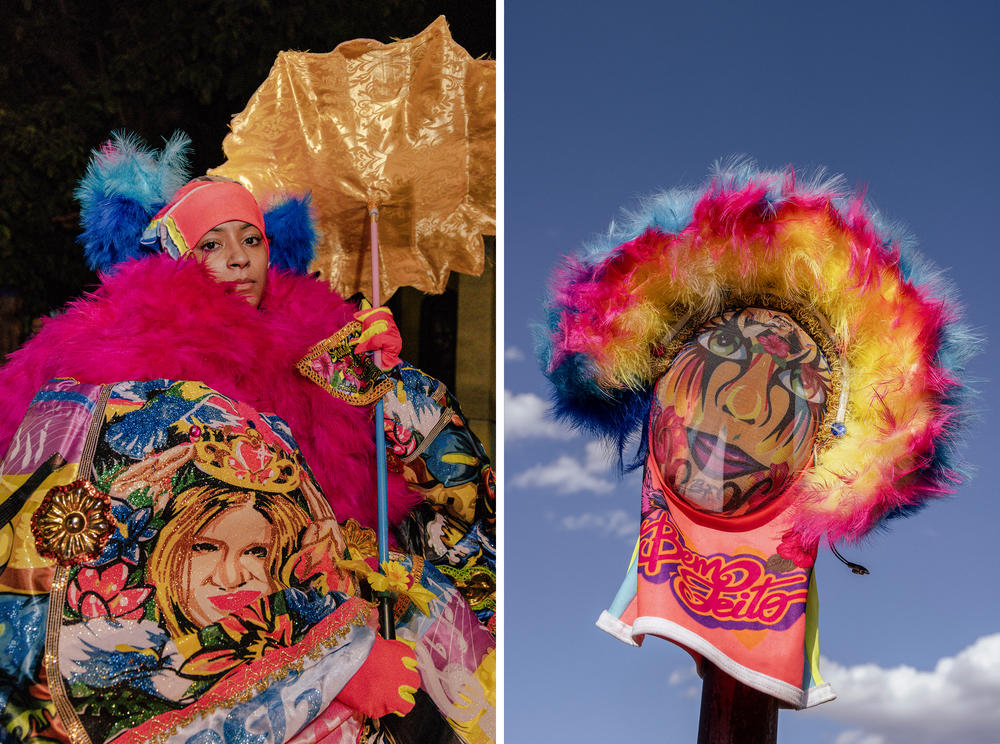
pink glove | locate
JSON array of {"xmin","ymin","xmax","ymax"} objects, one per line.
[
  {"xmin": 336, "ymin": 636, "xmax": 419, "ymax": 718},
  {"xmin": 353, "ymin": 307, "xmax": 402, "ymax": 370}
]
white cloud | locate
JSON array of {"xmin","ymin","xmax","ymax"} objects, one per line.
[
  {"xmin": 810, "ymin": 633, "xmax": 1000, "ymax": 744},
  {"xmin": 581, "ymin": 439, "xmax": 617, "ymax": 471},
  {"xmin": 512, "ymin": 440, "xmax": 617, "ymax": 494},
  {"xmin": 512, "ymin": 433, "xmax": 638, "ymax": 539},
  {"xmin": 834, "ymin": 733, "xmax": 885, "ymax": 744},
  {"xmin": 667, "ymin": 665, "xmax": 701, "ymax": 699},
  {"xmin": 512, "ymin": 456, "xmax": 615, "ymax": 494},
  {"xmin": 559, "ymin": 509, "xmax": 636, "ymax": 539},
  {"xmin": 668, "ymin": 669, "xmax": 690, "ymax": 686},
  {"xmin": 504, "ymin": 390, "xmax": 576, "ymax": 440},
  {"xmin": 504, "ymin": 346, "xmax": 525, "ymax": 361}
]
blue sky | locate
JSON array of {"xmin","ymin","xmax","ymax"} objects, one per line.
[{"xmin": 503, "ymin": 2, "xmax": 1000, "ymax": 742}]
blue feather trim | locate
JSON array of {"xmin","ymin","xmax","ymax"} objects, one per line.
[
  {"xmin": 264, "ymin": 195, "xmax": 317, "ymax": 273},
  {"xmin": 76, "ymin": 131, "xmax": 191, "ymax": 272}
]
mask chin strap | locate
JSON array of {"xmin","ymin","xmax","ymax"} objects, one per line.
[{"xmin": 830, "ymin": 543, "xmax": 870, "ymax": 575}]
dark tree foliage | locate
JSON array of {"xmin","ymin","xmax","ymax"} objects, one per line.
[{"xmin": 0, "ymin": 0, "xmax": 495, "ymax": 318}]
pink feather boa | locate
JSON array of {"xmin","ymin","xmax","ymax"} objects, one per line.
[{"xmin": 0, "ymin": 255, "xmax": 420, "ymax": 528}]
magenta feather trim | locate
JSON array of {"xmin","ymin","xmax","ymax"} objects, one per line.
[{"xmin": 0, "ymin": 256, "xmax": 419, "ymax": 529}]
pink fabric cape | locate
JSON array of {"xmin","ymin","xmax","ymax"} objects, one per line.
[{"xmin": 0, "ymin": 255, "xmax": 419, "ymax": 528}]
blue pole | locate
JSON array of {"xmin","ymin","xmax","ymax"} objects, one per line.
[{"xmin": 370, "ymin": 205, "xmax": 395, "ymax": 639}]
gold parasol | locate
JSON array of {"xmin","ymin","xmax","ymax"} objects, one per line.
[{"xmin": 210, "ymin": 16, "xmax": 495, "ymax": 302}]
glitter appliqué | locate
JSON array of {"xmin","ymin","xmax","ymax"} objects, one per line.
[
  {"xmin": 31, "ymin": 480, "xmax": 114, "ymax": 567},
  {"xmin": 341, "ymin": 518, "xmax": 378, "ymax": 560},
  {"xmin": 296, "ymin": 321, "xmax": 393, "ymax": 406},
  {"xmin": 193, "ymin": 428, "xmax": 299, "ymax": 493},
  {"xmin": 438, "ymin": 563, "xmax": 497, "ymax": 614},
  {"xmin": 111, "ymin": 600, "xmax": 374, "ymax": 744}
]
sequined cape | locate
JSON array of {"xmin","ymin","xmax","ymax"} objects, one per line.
[{"xmin": 0, "ymin": 378, "xmax": 496, "ymax": 744}]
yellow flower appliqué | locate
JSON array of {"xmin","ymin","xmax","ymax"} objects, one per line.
[
  {"xmin": 31, "ymin": 480, "xmax": 114, "ymax": 566},
  {"xmin": 339, "ymin": 558, "xmax": 437, "ymax": 616}
]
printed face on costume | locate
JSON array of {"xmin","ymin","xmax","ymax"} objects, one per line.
[
  {"xmin": 193, "ymin": 220, "xmax": 268, "ymax": 307},
  {"xmin": 182, "ymin": 500, "xmax": 279, "ymax": 628},
  {"xmin": 651, "ymin": 307, "xmax": 831, "ymax": 516}
]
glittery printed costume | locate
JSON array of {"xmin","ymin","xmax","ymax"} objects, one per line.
[{"xmin": 0, "ymin": 378, "xmax": 494, "ymax": 744}]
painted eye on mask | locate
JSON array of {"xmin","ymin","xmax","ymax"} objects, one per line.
[
  {"xmin": 699, "ymin": 328, "xmax": 747, "ymax": 360},
  {"xmin": 777, "ymin": 367, "xmax": 826, "ymax": 404}
]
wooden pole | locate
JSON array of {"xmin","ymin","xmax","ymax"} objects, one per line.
[{"xmin": 697, "ymin": 662, "xmax": 778, "ymax": 744}]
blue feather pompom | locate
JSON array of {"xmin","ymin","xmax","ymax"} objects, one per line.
[
  {"xmin": 76, "ymin": 131, "xmax": 191, "ymax": 272},
  {"xmin": 264, "ymin": 195, "xmax": 317, "ymax": 273}
]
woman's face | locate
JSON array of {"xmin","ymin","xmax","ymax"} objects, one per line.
[
  {"xmin": 193, "ymin": 220, "xmax": 268, "ymax": 307},
  {"xmin": 182, "ymin": 501, "xmax": 279, "ymax": 628},
  {"xmin": 651, "ymin": 307, "xmax": 831, "ymax": 516}
]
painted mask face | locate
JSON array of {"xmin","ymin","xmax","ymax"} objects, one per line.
[{"xmin": 651, "ymin": 307, "xmax": 831, "ymax": 516}]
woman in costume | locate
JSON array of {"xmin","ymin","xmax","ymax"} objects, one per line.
[
  {"xmin": 1, "ymin": 135, "xmax": 495, "ymax": 566},
  {"xmin": 0, "ymin": 134, "xmax": 496, "ymax": 744},
  {"xmin": 0, "ymin": 133, "xmax": 495, "ymax": 626}
]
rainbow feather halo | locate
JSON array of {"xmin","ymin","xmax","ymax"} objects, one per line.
[{"xmin": 540, "ymin": 161, "xmax": 975, "ymax": 553}]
